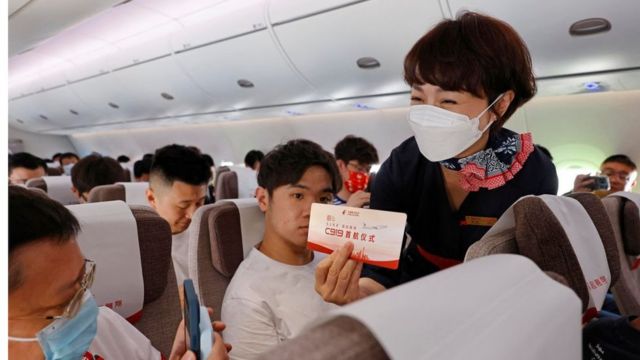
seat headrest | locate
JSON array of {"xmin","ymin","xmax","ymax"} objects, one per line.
[
  {"xmin": 66, "ymin": 201, "xmax": 145, "ymax": 321},
  {"xmin": 28, "ymin": 176, "xmax": 79, "ymax": 205},
  {"xmin": 604, "ymin": 192, "xmax": 640, "ymax": 255},
  {"xmin": 88, "ymin": 184, "xmax": 126, "ymax": 203},
  {"xmin": 316, "ymin": 255, "xmax": 580, "ymax": 360},
  {"xmin": 215, "ymin": 171, "xmax": 238, "ymax": 200}
]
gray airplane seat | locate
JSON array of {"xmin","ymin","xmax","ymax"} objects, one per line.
[
  {"xmin": 123, "ymin": 168, "xmax": 132, "ymax": 182},
  {"xmin": 66, "ymin": 201, "xmax": 179, "ymax": 356},
  {"xmin": 46, "ymin": 167, "xmax": 63, "ymax": 176},
  {"xmin": 88, "ymin": 182, "xmax": 149, "ymax": 206},
  {"xmin": 259, "ymin": 255, "xmax": 581, "ymax": 360},
  {"xmin": 215, "ymin": 171, "xmax": 238, "ymax": 200},
  {"xmin": 26, "ymin": 176, "xmax": 79, "ymax": 205},
  {"xmin": 466, "ymin": 194, "xmax": 620, "ymax": 320},
  {"xmin": 601, "ymin": 192, "xmax": 640, "ymax": 315},
  {"xmin": 187, "ymin": 198, "xmax": 264, "ymax": 320}
]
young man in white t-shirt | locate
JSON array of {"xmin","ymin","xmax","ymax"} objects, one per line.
[
  {"xmin": 8, "ymin": 186, "xmax": 229, "ymax": 360},
  {"xmin": 146, "ymin": 145, "xmax": 212, "ymax": 284},
  {"xmin": 221, "ymin": 140, "xmax": 342, "ymax": 360}
]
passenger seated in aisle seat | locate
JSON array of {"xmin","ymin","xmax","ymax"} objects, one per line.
[
  {"xmin": 8, "ymin": 186, "xmax": 230, "ymax": 360},
  {"xmin": 59, "ymin": 152, "xmax": 80, "ymax": 175},
  {"xmin": 9, "ymin": 152, "xmax": 46, "ymax": 185},
  {"xmin": 71, "ymin": 155, "xmax": 126, "ymax": 203},
  {"xmin": 202, "ymin": 154, "xmax": 217, "ymax": 204},
  {"xmin": 572, "ymin": 155, "xmax": 637, "ymax": 194},
  {"xmin": 316, "ymin": 12, "xmax": 558, "ymax": 305},
  {"xmin": 583, "ymin": 315, "xmax": 640, "ymax": 359},
  {"xmin": 332, "ymin": 135, "xmax": 379, "ymax": 207},
  {"xmin": 134, "ymin": 157, "xmax": 153, "ymax": 182},
  {"xmin": 146, "ymin": 144, "xmax": 212, "ymax": 284},
  {"xmin": 244, "ymin": 150, "xmax": 264, "ymax": 172},
  {"xmin": 221, "ymin": 140, "xmax": 341, "ymax": 360}
]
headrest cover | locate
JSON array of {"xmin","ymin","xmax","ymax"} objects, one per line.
[
  {"xmin": 227, "ymin": 198, "xmax": 264, "ymax": 258},
  {"xmin": 315, "ymin": 255, "xmax": 580, "ymax": 360},
  {"xmin": 66, "ymin": 201, "xmax": 145, "ymax": 322},
  {"xmin": 609, "ymin": 192, "xmax": 640, "ymax": 254},
  {"xmin": 43, "ymin": 176, "xmax": 79, "ymax": 205},
  {"xmin": 119, "ymin": 182, "xmax": 150, "ymax": 206}
]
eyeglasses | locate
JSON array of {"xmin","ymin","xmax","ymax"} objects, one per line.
[
  {"xmin": 347, "ymin": 161, "xmax": 371, "ymax": 174},
  {"xmin": 601, "ymin": 169, "xmax": 632, "ymax": 182}
]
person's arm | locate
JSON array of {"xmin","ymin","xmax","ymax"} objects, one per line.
[{"xmin": 221, "ymin": 298, "xmax": 279, "ymax": 360}]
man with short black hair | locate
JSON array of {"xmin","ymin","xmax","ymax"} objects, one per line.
[
  {"xmin": 222, "ymin": 139, "xmax": 341, "ymax": 359},
  {"xmin": 9, "ymin": 152, "xmax": 47, "ymax": 185},
  {"xmin": 8, "ymin": 186, "xmax": 229, "ymax": 360},
  {"xmin": 59, "ymin": 152, "xmax": 80, "ymax": 175},
  {"xmin": 244, "ymin": 150, "xmax": 264, "ymax": 172},
  {"xmin": 134, "ymin": 157, "xmax": 153, "ymax": 182},
  {"xmin": 146, "ymin": 144, "xmax": 212, "ymax": 284},
  {"xmin": 333, "ymin": 135, "xmax": 379, "ymax": 207},
  {"xmin": 71, "ymin": 155, "xmax": 126, "ymax": 202},
  {"xmin": 573, "ymin": 154, "xmax": 637, "ymax": 193}
]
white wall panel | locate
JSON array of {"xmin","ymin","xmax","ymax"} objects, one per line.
[
  {"xmin": 272, "ymin": 0, "xmax": 442, "ymax": 99},
  {"xmin": 8, "ymin": 126, "xmax": 77, "ymax": 158},
  {"xmin": 448, "ymin": 0, "xmax": 640, "ymax": 77}
]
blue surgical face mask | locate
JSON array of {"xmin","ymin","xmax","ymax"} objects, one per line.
[
  {"xmin": 63, "ymin": 163, "xmax": 74, "ymax": 176},
  {"xmin": 9, "ymin": 291, "xmax": 99, "ymax": 360}
]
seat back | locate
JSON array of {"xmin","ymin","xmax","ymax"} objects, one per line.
[
  {"xmin": 187, "ymin": 198, "xmax": 264, "ymax": 319},
  {"xmin": 26, "ymin": 176, "xmax": 79, "ymax": 205},
  {"xmin": 466, "ymin": 194, "xmax": 618, "ymax": 320},
  {"xmin": 66, "ymin": 201, "xmax": 179, "ymax": 356},
  {"xmin": 46, "ymin": 167, "xmax": 63, "ymax": 176},
  {"xmin": 123, "ymin": 168, "xmax": 132, "ymax": 182},
  {"xmin": 601, "ymin": 192, "xmax": 640, "ymax": 315},
  {"xmin": 215, "ymin": 171, "xmax": 238, "ymax": 200},
  {"xmin": 261, "ymin": 255, "xmax": 580, "ymax": 360},
  {"xmin": 88, "ymin": 183, "xmax": 149, "ymax": 206}
]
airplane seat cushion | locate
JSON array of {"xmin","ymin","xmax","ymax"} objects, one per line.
[
  {"xmin": 206, "ymin": 202, "xmax": 244, "ymax": 278},
  {"xmin": 464, "ymin": 227, "xmax": 519, "ymax": 259},
  {"xmin": 567, "ymin": 192, "xmax": 620, "ymax": 286},
  {"xmin": 88, "ymin": 184, "xmax": 126, "ymax": 203},
  {"xmin": 512, "ymin": 197, "xmax": 591, "ymax": 311},
  {"xmin": 215, "ymin": 171, "xmax": 239, "ymax": 200},
  {"xmin": 257, "ymin": 315, "xmax": 390, "ymax": 360},
  {"xmin": 123, "ymin": 168, "xmax": 132, "ymax": 182},
  {"xmin": 129, "ymin": 205, "xmax": 172, "ymax": 303},
  {"xmin": 622, "ymin": 199, "xmax": 640, "ymax": 254}
]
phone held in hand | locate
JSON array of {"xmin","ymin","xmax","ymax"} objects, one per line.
[
  {"xmin": 587, "ymin": 175, "xmax": 610, "ymax": 191},
  {"xmin": 183, "ymin": 279, "xmax": 202, "ymax": 359}
]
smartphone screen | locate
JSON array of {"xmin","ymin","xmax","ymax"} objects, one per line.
[{"xmin": 183, "ymin": 279, "xmax": 201, "ymax": 359}]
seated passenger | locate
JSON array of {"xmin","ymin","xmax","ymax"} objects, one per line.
[
  {"xmin": 51, "ymin": 153, "xmax": 62, "ymax": 167},
  {"xmin": 583, "ymin": 315, "xmax": 640, "ymax": 359},
  {"xmin": 316, "ymin": 12, "xmax": 558, "ymax": 305},
  {"xmin": 59, "ymin": 152, "xmax": 80, "ymax": 175},
  {"xmin": 70, "ymin": 155, "xmax": 126, "ymax": 202},
  {"xmin": 146, "ymin": 144, "xmax": 212, "ymax": 284},
  {"xmin": 244, "ymin": 150, "xmax": 264, "ymax": 172},
  {"xmin": 573, "ymin": 155, "xmax": 637, "ymax": 194},
  {"xmin": 221, "ymin": 140, "xmax": 341, "ymax": 360},
  {"xmin": 134, "ymin": 157, "xmax": 153, "ymax": 182},
  {"xmin": 8, "ymin": 186, "xmax": 229, "ymax": 360},
  {"xmin": 202, "ymin": 154, "xmax": 216, "ymax": 204},
  {"xmin": 332, "ymin": 135, "xmax": 379, "ymax": 207},
  {"xmin": 9, "ymin": 152, "xmax": 46, "ymax": 185}
]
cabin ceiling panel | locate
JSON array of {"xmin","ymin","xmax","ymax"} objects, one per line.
[
  {"xmin": 134, "ymin": 0, "xmax": 229, "ymax": 19},
  {"xmin": 21, "ymin": 86, "xmax": 103, "ymax": 129},
  {"xmin": 268, "ymin": 0, "xmax": 366, "ymax": 24},
  {"xmin": 448, "ymin": 0, "xmax": 640, "ymax": 77},
  {"xmin": 272, "ymin": 0, "xmax": 442, "ymax": 99},
  {"xmin": 173, "ymin": 30, "xmax": 318, "ymax": 111}
]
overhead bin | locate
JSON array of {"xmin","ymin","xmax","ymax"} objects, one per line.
[
  {"xmin": 447, "ymin": 0, "xmax": 640, "ymax": 77},
  {"xmin": 268, "ymin": 0, "xmax": 366, "ymax": 24},
  {"xmin": 271, "ymin": 0, "xmax": 443, "ymax": 100}
]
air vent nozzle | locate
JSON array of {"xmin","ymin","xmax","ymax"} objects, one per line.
[
  {"xmin": 237, "ymin": 79, "xmax": 255, "ymax": 88},
  {"xmin": 161, "ymin": 92, "xmax": 175, "ymax": 100},
  {"xmin": 357, "ymin": 57, "xmax": 381, "ymax": 69},
  {"xmin": 108, "ymin": 102, "xmax": 120, "ymax": 109},
  {"xmin": 570, "ymin": 18, "xmax": 611, "ymax": 36},
  {"xmin": 70, "ymin": 109, "xmax": 79, "ymax": 115}
]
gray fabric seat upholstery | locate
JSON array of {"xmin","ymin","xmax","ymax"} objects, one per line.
[
  {"xmin": 88, "ymin": 184, "xmax": 126, "ymax": 202},
  {"xmin": 215, "ymin": 171, "xmax": 239, "ymax": 200}
]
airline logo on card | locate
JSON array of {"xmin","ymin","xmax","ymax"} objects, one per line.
[{"xmin": 308, "ymin": 203, "xmax": 406, "ymax": 269}]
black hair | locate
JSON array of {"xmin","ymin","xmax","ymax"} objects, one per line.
[
  {"xmin": 134, "ymin": 158, "xmax": 153, "ymax": 178},
  {"xmin": 202, "ymin": 154, "xmax": 215, "ymax": 168},
  {"xmin": 258, "ymin": 139, "xmax": 340, "ymax": 195},
  {"xmin": 142, "ymin": 153, "xmax": 154, "ymax": 160},
  {"xmin": 71, "ymin": 155, "xmax": 125, "ymax": 194},
  {"xmin": 9, "ymin": 186, "xmax": 81, "ymax": 290},
  {"xmin": 334, "ymin": 135, "xmax": 379, "ymax": 165},
  {"xmin": 9, "ymin": 152, "xmax": 46, "ymax": 174},
  {"xmin": 60, "ymin": 152, "xmax": 80, "ymax": 161},
  {"xmin": 602, "ymin": 154, "xmax": 636, "ymax": 170},
  {"xmin": 117, "ymin": 155, "xmax": 130, "ymax": 163},
  {"xmin": 52, "ymin": 153, "xmax": 62, "ymax": 160},
  {"xmin": 244, "ymin": 150, "xmax": 265, "ymax": 169},
  {"xmin": 150, "ymin": 144, "xmax": 212, "ymax": 187}
]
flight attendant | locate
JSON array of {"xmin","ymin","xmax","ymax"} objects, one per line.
[{"xmin": 316, "ymin": 11, "xmax": 558, "ymax": 303}]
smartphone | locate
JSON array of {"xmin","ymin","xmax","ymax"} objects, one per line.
[
  {"xmin": 587, "ymin": 175, "xmax": 610, "ymax": 191},
  {"xmin": 183, "ymin": 279, "xmax": 201, "ymax": 359}
]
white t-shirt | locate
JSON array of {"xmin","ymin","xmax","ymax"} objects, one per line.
[
  {"xmin": 221, "ymin": 248, "xmax": 338, "ymax": 360},
  {"xmin": 172, "ymin": 230, "xmax": 190, "ymax": 285},
  {"xmin": 83, "ymin": 307, "xmax": 161, "ymax": 359}
]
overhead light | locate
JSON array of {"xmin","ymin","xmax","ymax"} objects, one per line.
[
  {"xmin": 40, "ymin": 114, "xmax": 49, "ymax": 120},
  {"xmin": 69, "ymin": 109, "xmax": 79, "ymax": 115},
  {"xmin": 161, "ymin": 92, "xmax": 175, "ymax": 100},
  {"xmin": 354, "ymin": 103, "xmax": 373, "ymax": 110},
  {"xmin": 357, "ymin": 57, "xmax": 381, "ymax": 69},
  {"xmin": 220, "ymin": 161, "xmax": 234, "ymax": 166},
  {"xmin": 237, "ymin": 79, "xmax": 255, "ymax": 88},
  {"xmin": 569, "ymin": 18, "xmax": 611, "ymax": 36},
  {"xmin": 286, "ymin": 110, "xmax": 302, "ymax": 116},
  {"xmin": 584, "ymin": 81, "xmax": 601, "ymax": 91},
  {"xmin": 108, "ymin": 102, "xmax": 120, "ymax": 109}
]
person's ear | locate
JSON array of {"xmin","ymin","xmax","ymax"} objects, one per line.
[
  {"xmin": 146, "ymin": 188, "xmax": 157, "ymax": 209},
  {"xmin": 256, "ymin": 186, "xmax": 269, "ymax": 212},
  {"xmin": 495, "ymin": 90, "xmax": 515, "ymax": 118}
]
